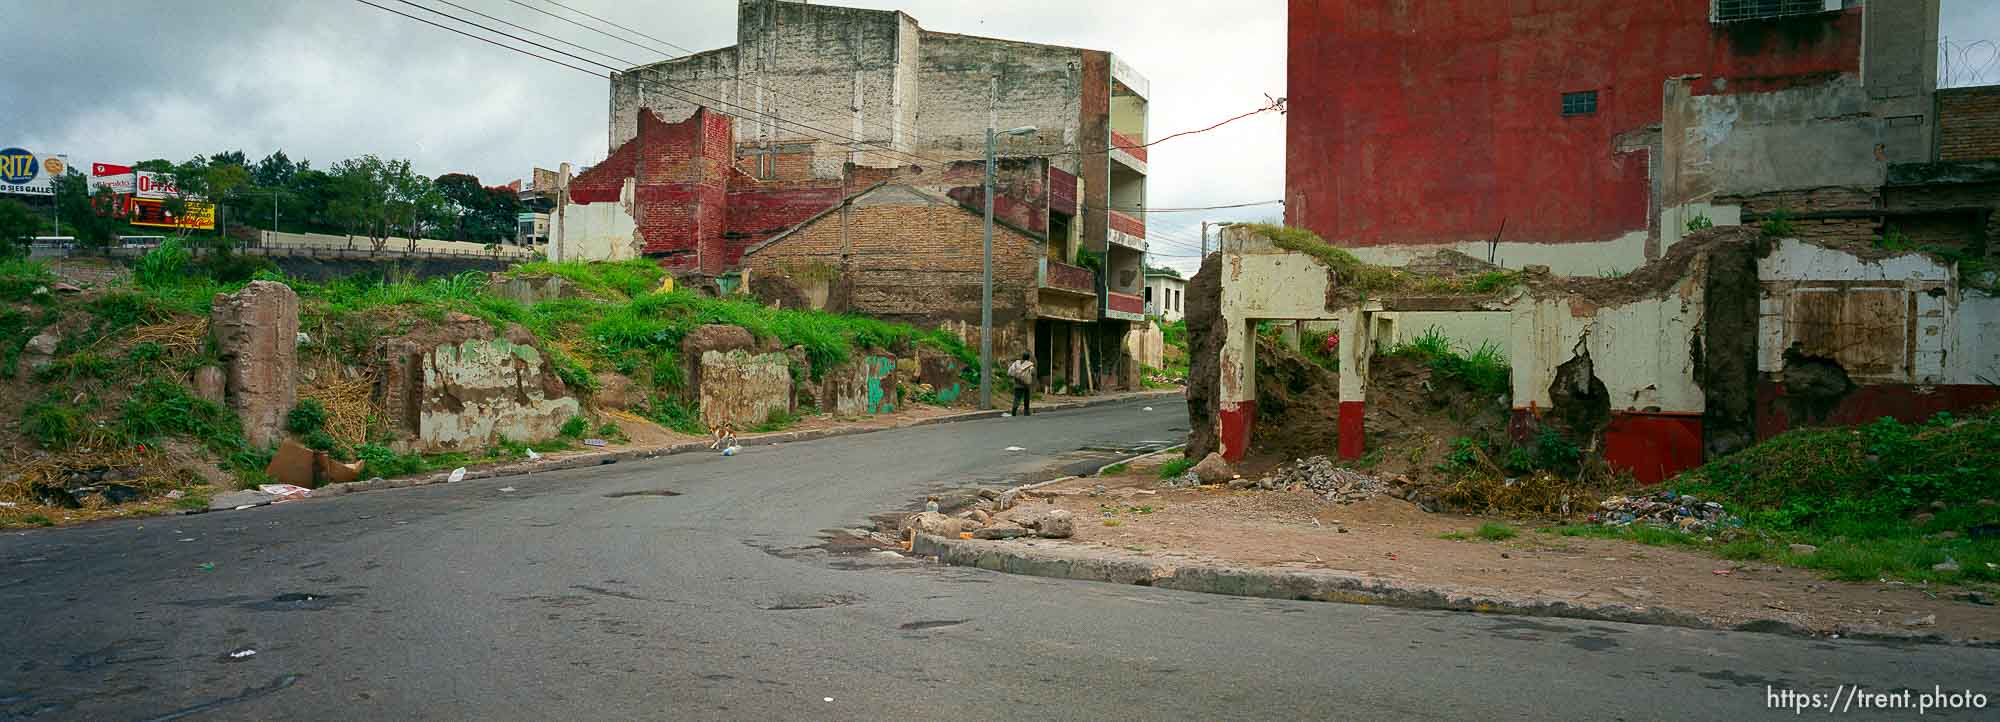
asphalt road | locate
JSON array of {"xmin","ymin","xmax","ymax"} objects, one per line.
[{"xmin": 4, "ymin": 398, "xmax": 1997, "ymax": 720}]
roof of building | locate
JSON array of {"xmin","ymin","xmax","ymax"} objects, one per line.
[{"xmin": 740, "ymin": 180, "xmax": 1047, "ymax": 258}]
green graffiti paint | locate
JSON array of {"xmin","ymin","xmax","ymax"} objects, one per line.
[{"xmin": 865, "ymin": 355, "xmax": 897, "ymax": 414}]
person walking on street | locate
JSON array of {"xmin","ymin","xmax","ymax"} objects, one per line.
[{"xmin": 1007, "ymin": 351, "xmax": 1036, "ymax": 417}]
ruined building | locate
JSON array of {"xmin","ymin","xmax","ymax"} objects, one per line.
[
  {"xmin": 1193, "ymin": 0, "xmax": 2000, "ymax": 481},
  {"xmin": 546, "ymin": 0, "xmax": 1153, "ymax": 390},
  {"xmin": 1286, "ymin": 0, "xmax": 1950, "ymax": 274}
]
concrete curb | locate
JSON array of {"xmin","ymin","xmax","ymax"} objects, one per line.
[
  {"xmin": 906, "ymin": 535, "xmax": 1999, "ymax": 648},
  {"xmin": 195, "ymin": 390, "xmax": 1183, "ymax": 512}
]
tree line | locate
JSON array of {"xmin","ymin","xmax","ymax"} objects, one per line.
[{"xmin": 1, "ymin": 150, "xmax": 538, "ymax": 255}]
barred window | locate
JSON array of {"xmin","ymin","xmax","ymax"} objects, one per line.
[
  {"xmin": 1715, "ymin": 0, "xmax": 1828, "ymax": 22},
  {"xmin": 1561, "ymin": 90, "xmax": 1598, "ymax": 117}
]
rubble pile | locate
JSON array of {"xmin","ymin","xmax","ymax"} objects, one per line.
[
  {"xmin": 1244, "ymin": 455, "xmax": 1387, "ymax": 504},
  {"xmin": 1592, "ymin": 490, "xmax": 1742, "ymax": 533}
]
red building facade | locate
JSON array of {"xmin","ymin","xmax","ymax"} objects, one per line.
[{"xmin": 1286, "ymin": 0, "xmax": 1863, "ymax": 255}]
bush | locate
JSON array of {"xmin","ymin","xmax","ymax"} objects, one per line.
[
  {"xmin": 286, "ymin": 399, "xmax": 329, "ymax": 435},
  {"xmin": 132, "ymin": 237, "xmax": 192, "ymax": 289},
  {"xmin": 118, "ymin": 378, "xmax": 246, "ymax": 458},
  {"xmin": 0, "ymin": 257, "xmax": 55, "ymax": 302},
  {"xmin": 23, "ymin": 397, "xmax": 87, "ymax": 450},
  {"xmin": 1393, "ymin": 327, "xmax": 1509, "ymax": 397},
  {"xmin": 559, "ymin": 415, "xmax": 589, "ymax": 439},
  {"xmin": 1158, "ymin": 458, "xmax": 1195, "ymax": 478}
]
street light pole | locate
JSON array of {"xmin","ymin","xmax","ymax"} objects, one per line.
[
  {"xmin": 981, "ymin": 127, "xmax": 996, "ymax": 410},
  {"xmin": 980, "ymin": 124, "xmax": 1037, "ymax": 411}
]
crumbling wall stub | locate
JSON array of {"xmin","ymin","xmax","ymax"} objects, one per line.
[
  {"xmin": 1183, "ymin": 255, "xmax": 1226, "ymax": 460},
  {"xmin": 550, "ymin": 178, "xmax": 641, "ymax": 263},
  {"xmin": 1699, "ymin": 238, "xmax": 1761, "ymax": 457},
  {"xmin": 209, "ymin": 280, "xmax": 299, "ymax": 449},
  {"xmin": 418, "ymin": 338, "xmax": 580, "ymax": 450},
  {"xmin": 698, "ymin": 349, "xmax": 792, "ymax": 428}
]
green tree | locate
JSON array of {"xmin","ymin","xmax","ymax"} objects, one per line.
[
  {"xmin": 330, "ymin": 155, "xmax": 392, "ymax": 251},
  {"xmin": 0, "ymin": 199, "xmax": 39, "ymax": 256},
  {"xmin": 53, "ymin": 170, "xmax": 121, "ymax": 251}
]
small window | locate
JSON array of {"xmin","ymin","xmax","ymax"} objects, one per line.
[
  {"xmin": 1561, "ymin": 90, "xmax": 1598, "ymax": 117},
  {"xmin": 1714, "ymin": 0, "xmax": 1826, "ymax": 22}
]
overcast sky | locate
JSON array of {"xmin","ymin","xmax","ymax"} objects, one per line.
[{"xmin": 4, "ymin": 1, "xmax": 1993, "ymax": 272}]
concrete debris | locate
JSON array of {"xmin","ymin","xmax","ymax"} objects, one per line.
[
  {"xmin": 1904, "ymin": 613, "xmax": 1937, "ymax": 627},
  {"xmin": 1592, "ymin": 491, "xmax": 1741, "ymax": 534},
  {"xmin": 901, "ymin": 511, "xmax": 961, "ymax": 539},
  {"xmin": 17, "ymin": 330, "xmax": 59, "ymax": 377},
  {"xmin": 1009, "ymin": 509, "xmax": 1076, "ymax": 539},
  {"xmin": 1251, "ymin": 456, "xmax": 1386, "ymax": 504},
  {"xmin": 1191, "ymin": 453, "xmax": 1233, "ymax": 484},
  {"xmin": 1160, "ymin": 471, "xmax": 1203, "ymax": 489},
  {"xmin": 1933, "ymin": 559, "xmax": 1962, "ymax": 574},
  {"xmin": 973, "ymin": 526, "xmax": 1033, "ymax": 540}
]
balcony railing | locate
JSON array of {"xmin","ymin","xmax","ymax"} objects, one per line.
[
  {"xmin": 1039, "ymin": 258, "xmax": 1097, "ymax": 295},
  {"xmin": 1108, "ymin": 291, "xmax": 1145, "ymax": 316},
  {"xmin": 1108, "ymin": 210, "xmax": 1145, "ymax": 239},
  {"xmin": 1111, "ymin": 131, "xmax": 1147, "ymax": 164}
]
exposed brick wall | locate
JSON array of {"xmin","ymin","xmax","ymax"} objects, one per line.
[
  {"xmin": 742, "ymin": 185, "xmax": 1045, "ymax": 353},
  {"xmin": 1939, "ymin": 86, "xmax": 2000, "ymax": 161},
  {"xmin": 570, "ymin": 107, "xmax": 740, "ymax": 271},
  {"xmin": 725, "ymin": 172, "xmax": 847, "ymax": 268}
]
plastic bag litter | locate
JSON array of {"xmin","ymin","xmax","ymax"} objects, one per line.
[
  {"xmin": 583, "ymin": 438, "xmax": 608, "ymax": 447},
  {"xmin": 447, "ymin": 467, "xmax": 467, "ymax": 483},
  {"xmin": 1143, "ymin": 406, "xmax": 1154, "ymax": 412},
  {"xmin": 526, "ymin": 449, "xmax": 541, "ymax": 461},
  {"xmin": 721, "ymin": 445, "xmax": 741, "ymax": 456},
  {"xmin": 1004, "ymin": 446, "xmax": 1025, "ymax": 451},
  {"xmin": 229, "ymin": 648, "xmax": 256, "ymax": 659}
]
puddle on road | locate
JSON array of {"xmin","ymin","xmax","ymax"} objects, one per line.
[{"xmin": 604, "ymin": 489, "xmax": 682, "ymax": 498}]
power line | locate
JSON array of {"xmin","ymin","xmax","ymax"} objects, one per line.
[
  {"xmin": 374, "ymin": 0, "xmax": 943, "ymax": 170},
  {"xmin": 528, "ymin": 0, "xmax": 934, "ymax": 157},
  {"xmin": 1089, "ymin": 199, "xmax": 1281, "ymax": 213},
  {"xmin": 1052, "ymin": 97, "xmax": 1286, "ymax": 158},
  {"xmin": 428, "ymin": 0, "xmax": 628, "ymax": 66},
  {"xmin": 353, "ymin": 0, "xmax": 611, "ymax": 77}
]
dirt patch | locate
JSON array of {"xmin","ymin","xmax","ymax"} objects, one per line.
[
  {"xmin": 1183, "ymin": 254, "xmax": 1225, "ymax": 459},
  {"xmin": 1354, "ymin": 354, "xmax": 1511, "ymax": 482},
  {"xmin": 1025, "ymin": 465, "xmax": 2000, "ymax": 641},
  {"xmin": 1250, "ymin": 337, "xmax": 1339, "ymax": 459}
]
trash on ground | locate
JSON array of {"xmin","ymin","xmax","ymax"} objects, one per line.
[
  {"xmin": 1005, "ymin": 446, "xmax": 1025, "ymax": 452},
  {"xmin": 1142, "ymin": 406, "xmax": 1154, "ymax": 412},
  {"xmin": 256, "ymin": 484, "xmax": 312, "ymax": 499},
  {"xmin": 1593, "ymin": 491, "xmax": 1742, "ymax": 534},
  {"xmin": 721, "ymin": 445, "xmax": 741, "ymax": 456},
  {"xmin": 197, "ymin": 562, "xmax": 215, "ymax": 571},
  {"xmin": 583, "ymin": 438, "xmax": 608, "ymax": 447},
  {"xmin": 498, "ymin": 487, "xmax": 517, "ymax": 493},
  {"xmin": 228, "ymin": 648, "xmax": 257, "ymax": 659},
  {"xmin": 447, "ymin": 468, "xmax": 467, "ymax": 483},
  {"xmin": 526, "ymin": 449, "xmax": 541, "ymax": 461},
  {"xmin": 164, "ymin": 490, "xmax": 185, "ymax": 500}
]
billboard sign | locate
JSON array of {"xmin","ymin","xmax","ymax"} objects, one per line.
[
  {"xmin": 135, "ymin": 170, "xmax": 199, "ymax": 200},
  {"xmin": 0, "ymin": 148, "xmax": 65, "ymax": 196},
  {"xmin": 90, "ymin": 162, "xmax": 135, "ymax": 195},
  {"xmin": 127, "ymin": 196, "xmax": 216, "ymax": 230}
]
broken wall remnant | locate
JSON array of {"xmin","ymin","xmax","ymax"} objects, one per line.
[
  {"xmin": 209, "ymin": 280, "xmax": 300, "ymax": 449},
  {"xmin": 698, "ymin": 349, "xmax": 792, "ymax": 428},
  {"xmin": 374, "ymin": 314, "xmax": 580, "ymax": 452},
  {"xmin": 1183, "ymin": 254, "xmax": 1226, "ymax": 460},
  {"xmin": 1753, "ymin": 237, "xmax": 2000, "ymax": 437}
]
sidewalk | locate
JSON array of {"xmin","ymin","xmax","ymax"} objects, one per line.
[
  {"xmin": 208, "ymin": 389, "xmax": 1183, "ymax": 510},
  {"xmin": 905, "ymin": 456, "xmax": 2000, "ymax": 647}
]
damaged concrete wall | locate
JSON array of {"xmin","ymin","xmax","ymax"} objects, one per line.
[
  {"xmin": 549, "ymin": 178, "xmax": 641, "ymax": 263},
  {"xmin": 210, "ymin": 281, "xmax": 299, "ymax": 449},
  {"xmin": 418, "ymin": 338, "xmax": 580, "ymax": 450},
  {"xmin": 698, "ymin": 349, "xmax": 792, "ymax": 428},
  {"xmin": 1753, "ymin": 238, "xmax": 2000, "ymax": 437},
  {"xmin": 377, "ymin": 317, "xmax": 580, "ymax": 452}
]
